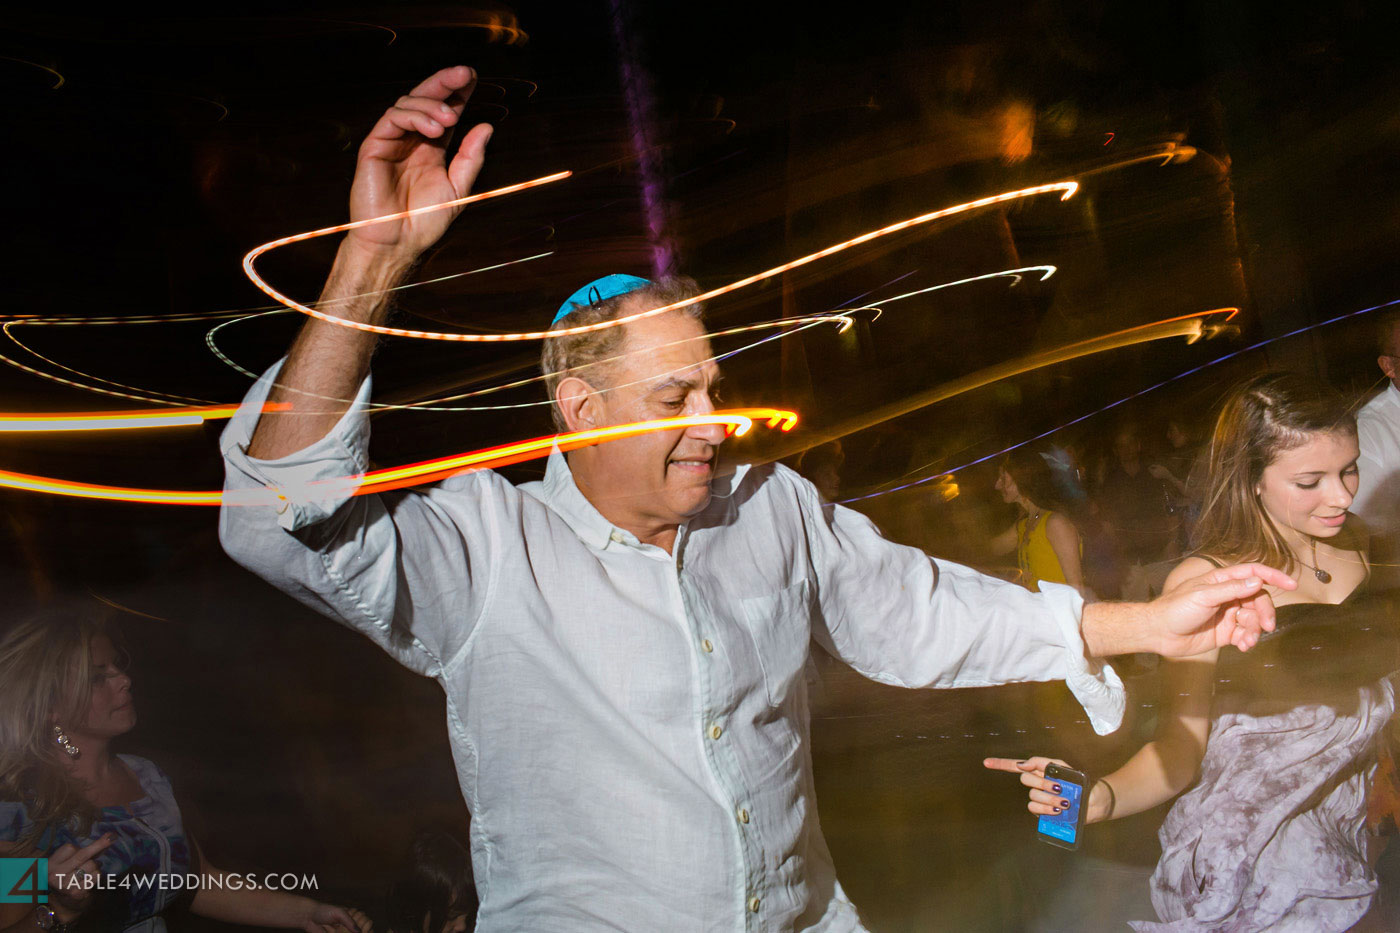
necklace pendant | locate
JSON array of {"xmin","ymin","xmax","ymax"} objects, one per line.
[{"xmin": 1314, "ymin": 567, "xmax": 1332, "ymax": 584}]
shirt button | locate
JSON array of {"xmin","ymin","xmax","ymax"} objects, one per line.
[
  {"xmin": 708, "ymin": 723, "xmax": 723, "ymax": 740},
  {"xmin": 748, "ymin": 896, "xmax": 761, "ymax": 913},
  {"xmin": 609, "ymin": 531, "xmax": 624, "ymax": 543},
  {"xmin": 701, "ymin": 639, "xmax": 714, "ymax": 653},
  {"xmin": 737, "ymin": 807, "xmax": 750, "ymax": 824}
]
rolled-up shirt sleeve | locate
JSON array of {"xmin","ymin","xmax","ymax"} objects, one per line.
[
  {"xmin": 219, "ymin": 360, "xmax": 503, "ymax": 678},
  {"xmin": 801, "ymin": 478, "xmax": 1125, "ymax": 734}
]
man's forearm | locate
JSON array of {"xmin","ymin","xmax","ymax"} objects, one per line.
[
  {"xmin": 1080, "ymin": 600, "xmax": 1154, "ymax": 658},
  {"xmin": 246, "ymin": 240, "xmax": 412, "ymax": 461}
]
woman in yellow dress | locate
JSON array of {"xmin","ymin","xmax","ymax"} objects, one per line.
[{"xmin": 990, "ymin": 447, "xmax": 1085, "ymax": 595}]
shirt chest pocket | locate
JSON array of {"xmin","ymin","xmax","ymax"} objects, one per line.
[{"xmin": 739, "ymin": 578, "xmax": 814, "ymax": 708}]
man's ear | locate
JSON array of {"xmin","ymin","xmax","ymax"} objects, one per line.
[
  {"xmin": 555, "ymin": 376, "xmax": 601, "ymax": 432},
  {"xmin": 1379, "ymin": 355, "xmax": 1398, "ymax": 382}
]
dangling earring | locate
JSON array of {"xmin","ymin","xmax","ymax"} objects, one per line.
[{"xmin": 52, "ymin": 724, "xmax": 80, "ymax": 758}]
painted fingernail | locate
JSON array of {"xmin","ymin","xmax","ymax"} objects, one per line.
[
  {"xmin": 1061, "ymin": 799, "xmax": 1071, "ymax": 808},
  {"xmin": 1052, "ymin": 783, "xmax": 1061, "ymax": 793},
  {"xmin": 1053, "ymin": 807, "xmax": 1062, "ymax": 813}
]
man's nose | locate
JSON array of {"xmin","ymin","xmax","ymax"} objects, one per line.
[{"xmin": 687, "ymin": 393, "xmax": 728, "ymax": 445}]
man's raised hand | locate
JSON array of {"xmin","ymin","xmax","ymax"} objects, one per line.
[{"xmin": 346, "ymin": 65, "xmax": 494, "ymax": 261}]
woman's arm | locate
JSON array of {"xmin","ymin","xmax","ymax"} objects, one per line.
[
  {"xmin": 985, "ymin": 556, "xmax": 1220, "ymax": 821},
  {"xmin": 989, "ymin": 523, "xmax": 1019, "ymax": 558},
  {"xmin": 190, "ymin": 860, "xmax": 368, "ymax": 932},
  {"xmin": 1081, "ymin": 648, "xmax": 1216, "ymax": 822},
  {"xmin": 1045, "ymin": 513, "xmax": 1085, "ymax": 594}
]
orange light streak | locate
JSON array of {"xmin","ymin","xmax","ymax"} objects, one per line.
[
  {"xmin": 0, "ymin": 408, "xmax": 797, "ymax": 505},
  {"xmin": 0, "ymin": 404, "xmax": 287, "ymax": 433},
  {"xmin": 764, "ymin": 308, "xmax": 1239, "ymax": 465},
  {"xmin": 244, "ymin": 180, "xmax": 1078, "ymax": 343}
]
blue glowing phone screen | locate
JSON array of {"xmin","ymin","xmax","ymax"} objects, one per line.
[{"xmin": 1036, "ymin": 777, "xmax": 1082, "ymax": 843}]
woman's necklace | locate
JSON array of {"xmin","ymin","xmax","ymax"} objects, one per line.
[{"xmin": 1296, "ymin": 536, "xmax": 1332, "ymax": 584}]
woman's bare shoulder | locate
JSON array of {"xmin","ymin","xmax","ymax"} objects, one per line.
[{"xmin": 1164, "ymin": 555, "xmax": 1218, "ymax": 592}]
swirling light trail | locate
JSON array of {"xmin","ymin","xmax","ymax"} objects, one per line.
[
  {"xmin": 766, "ymin": 307, "xmax": 1240, "ymax": 468},
  {"xmin": 843, "ymin": 296, "xmax": 1400, "ymax": 504},
  {"xmin": 0, "ymin": 252, "xmax": 557, "ymax": 407},
  {"xmin": 0, "ymin": 408, "xmax": 797, "ymax": 506},
  {"xmin": 243, "ymin": 180, "xmax": 1079, "ymax": 343},
  {"xmin": 206, "ymin": 312, "xmax": 859, "ymax": 412}
]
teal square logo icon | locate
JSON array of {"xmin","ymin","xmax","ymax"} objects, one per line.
[{"xmin": 1, "ymin": 858, "xmax": 47, "ymax": 904}]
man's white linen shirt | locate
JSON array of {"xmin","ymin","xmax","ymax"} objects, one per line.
[
  {"xmin": 219, "ymin": 361, "xmax": 1125, "ymax": 933},
  {"xmin": 1356, "ymin": 383, "xmax": 1400, "ymax": 535}
]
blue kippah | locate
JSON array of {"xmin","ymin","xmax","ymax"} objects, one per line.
[{"xmin": 552, "ymin": 274, "xmax": 653, "ymax": 326}]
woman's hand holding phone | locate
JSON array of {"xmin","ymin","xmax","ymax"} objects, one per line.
[{"xmin": 983, "ymin": 756, "xmax": 1115, "ymax": 824}]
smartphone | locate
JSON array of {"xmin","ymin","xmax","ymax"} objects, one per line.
[{"xmin": 1036, "ymin": 763, "xmax": 1088, "ymax": 850}]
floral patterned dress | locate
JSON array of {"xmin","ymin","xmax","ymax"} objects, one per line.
[{"xmin": 0, "ymin": 755, "xmax": 194, "ymax": 932}]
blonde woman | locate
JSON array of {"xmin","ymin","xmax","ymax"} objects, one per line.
[
  {"xmin": 0, "ymin": 607, "xmax": 368, "ymax": 933},
  {"xmin": 986, "ymin": 373, "xmax": 1398, "ymax": 931}
]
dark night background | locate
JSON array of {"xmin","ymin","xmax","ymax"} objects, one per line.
[{"xmin": 2, "ymin": 2, "xmax": 1399, "ymax": 929}]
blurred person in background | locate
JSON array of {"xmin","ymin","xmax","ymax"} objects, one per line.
[
  {"xmin": 1098, "ymin": 421, "xmax": 1179, "ymax": 600},
  {"xmin": 988, "ymin": 373, "xmax": 1400, "ymax": 932},
  {"xmin": 1150, "ymin": 416, "xmax": 1204, "ymax": 552},
  {"xmin": 0, "ymin": 606, "xmax": 370, "ymax": 933},
  {"xmin": 377, "ymin": 830, "xmax": 477, "ymax": 933},
  {"xmin": 990, "ymin": 448, "xmax": 1086, "ymax": 596},
  {"xmin": 1354, "ymin": 310, "xmax": 1400, "ymax": 592}
]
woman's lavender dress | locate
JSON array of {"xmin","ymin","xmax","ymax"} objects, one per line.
[{"xmin": 1132, "ymin": 594, "xmax": 1396, "ymax": 932}]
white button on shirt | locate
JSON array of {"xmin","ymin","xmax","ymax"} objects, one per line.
[{"xmin": 219, "ymin": 361, "xmax": 1124, "ymax": 933}]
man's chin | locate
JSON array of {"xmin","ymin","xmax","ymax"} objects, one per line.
[{"xmin": 669, "ymin": 485, "xmax": 713, "ymax": 519}]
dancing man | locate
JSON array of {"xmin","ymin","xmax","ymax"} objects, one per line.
[{"xmin": 220, "ymin": 66, "xmax": 1293, "ymax": 932}]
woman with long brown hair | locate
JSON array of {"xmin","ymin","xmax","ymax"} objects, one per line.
[
  {"xmin": 0, "ymin": 605, "xmax": 369, "ymax": 933},
  {"xmin": 989, "ymin": 447, "xmax": 1086, "ymax": 596},
  {"xmin": 986, "ymin": 372, "xmax": 1397, "ymax": 931}
]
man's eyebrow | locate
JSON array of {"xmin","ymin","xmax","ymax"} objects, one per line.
[{"xmin": 649, "ymin": 372, "xmax": 724, "ymax": 393}]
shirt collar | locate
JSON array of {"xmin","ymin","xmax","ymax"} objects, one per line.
[
  {"xmin": 541, "ymin": 445, "xmax": 619, "ymax": 550},
  {"xmin": 538, "ymin": 446, "xmax": 754, "ymax": 552}
]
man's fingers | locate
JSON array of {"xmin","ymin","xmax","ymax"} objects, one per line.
[
  {"xmin": 1249, "ymin": 591, "xmax": 1277, "ymax": 633},
  {"xmin": 393, "ymin": 96, "xmax": 463, "ymax": 127},
  {"xmin": 383, "ymin": 107, "xmax": 447, "ymax": 140},
  {"xmin": 1193, "ymin": 576, "xmax": 1267, "ymax": 610},
  {"xmin": 1207, "ymin": 562, "xmax": 1297, "ymax": 591},
  {"xmin": 407, "ymin": 65, "xmax": 477, "ymax": 102},
  {"xmin": 447, "ymin": 123, "xmax": 493, "ymax": 195}
]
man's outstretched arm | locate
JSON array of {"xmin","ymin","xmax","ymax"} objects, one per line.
[{"xmin": 249, "ymin": 64, "xmax": 493, "ymax": 460}]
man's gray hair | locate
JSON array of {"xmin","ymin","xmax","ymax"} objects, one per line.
[{"xmin": 540, "ymin": 275, "xmax": 705, "ymax": 430}]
